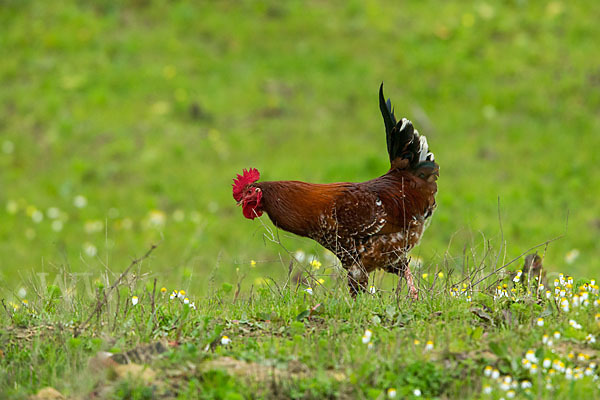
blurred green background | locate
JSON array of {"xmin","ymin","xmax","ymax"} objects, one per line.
[{"xmin": 1, "ymin": 0, "xmax": 598, "ymax": 295}]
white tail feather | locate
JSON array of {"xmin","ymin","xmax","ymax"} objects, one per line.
[
  {"xmin": 400, "ymin": 118, "xmax": 410, "ymax": 132},
  {"xmin": 417, "ymin": 132, "xmax": 435, "ymax": 162}
]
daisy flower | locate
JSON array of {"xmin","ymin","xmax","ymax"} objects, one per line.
[
  {"xmin": 586, "ymin": 334, "xmax": 596, "ymax": 344},
  {"xmin": 221, "ymin": 336, "xmax": 232, "ymax": 345},
  {"xmin": 568, "ymin": 319, "xmax": 582, "ymax": 329},
  {"xmin": 553, "ymin": 331, "xmax": 561, "ymax": 340},
  {"xmin": 530, "ymin": 364, "xmax": 538, "ymax": 373}
]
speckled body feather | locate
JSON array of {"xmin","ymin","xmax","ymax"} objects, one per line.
[{"xmin": 255, "ymin": 167, "xmax": 437, "ymax": 295}]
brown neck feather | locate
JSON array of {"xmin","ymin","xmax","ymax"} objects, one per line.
[{"xmin": 255, "ymin": 181, "xmax": 346, "ymax": 237}]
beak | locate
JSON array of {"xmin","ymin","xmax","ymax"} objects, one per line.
[{"xmin": 236, "ymin": 200, "xmax": 243, "ymax": 206}]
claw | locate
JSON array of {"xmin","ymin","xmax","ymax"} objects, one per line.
[{"xmin": 409, "ymin": 286, "xmax": 419, "ymax": 300}]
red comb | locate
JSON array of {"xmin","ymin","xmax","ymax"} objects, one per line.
[{"xmin": 232, "ymin": 168, "xmax": 260, "ymax": 201}]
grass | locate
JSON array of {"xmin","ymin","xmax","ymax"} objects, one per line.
[
  {"xmin": 1, "ymin": 0, "xmax": 599, "ymax": 397},
  {"xmin": 1, "ymin": 241, "xmax": 599, "ymax": 398}
]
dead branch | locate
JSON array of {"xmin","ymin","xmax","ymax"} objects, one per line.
[{"xmin": 74, "ymin": 243, "xmax": 158, "ymax": 337}]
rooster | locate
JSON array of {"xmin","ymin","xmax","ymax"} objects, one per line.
[{"xmin": 233, "ymin": 84, "xmax": 439, "ymax": 298}]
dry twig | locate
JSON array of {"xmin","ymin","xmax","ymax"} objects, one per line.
[{"xmin": 74, "ymin": 243, "xmax": 158, "ymax": 337}]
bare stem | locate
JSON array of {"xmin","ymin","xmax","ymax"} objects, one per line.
[{"xmin": 74, "ymin": 243, "xmax": 159, "ymax": 337}]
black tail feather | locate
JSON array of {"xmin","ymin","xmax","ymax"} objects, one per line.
[
  {"xmin": 379, "ymin": 83, "xmax": 434, "ymax": 168},
  {"xmin": 379, "ymin": 83, "xmax": 397, "ymax": 159}
]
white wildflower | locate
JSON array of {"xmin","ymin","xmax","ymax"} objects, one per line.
[
  {"xmin": 6, "ymin": 200, "xmax": 18, "ymax": 214},
  {"xmin": 521, "ymin": 380, "xmax": 532, "ymax": 389},
  {"xmin": 565, "ymin": 249, "xmax": 580, "ymax": 264},
  {"xmin": 221, "ymin": 335, "xmax": 231, "ymax": 345},
  {"xmin": 542, "ymin": 335, "xmax": 549, "ymax": 344},
  {"xmin": 31, "ymin": 210, "xmax": 43, "ymax": 223},
  {"xmin": 565, "ymin": 368, "xmax": 573, "ymax": 380},
  {"xmin": 83, "ymin": 242, "xmax": 97, "ymax": 257},
  {"xmin": 586, "ymin": 334, "xmax": 596, "ymax": 344},
  {"xmin": 525, "ymin": 350, "xmax": 538, "ymax": 364},
  {"xmin": 530, "ymin": 364, "xmax": 538, "ymax": 373},
  {"xmin": 553, "ymin": 331, "xmax": 561, "ymax": 340},
  {"xmin": 74, "ymin": 195, "xmax": 87, "ymax": 208},
  {"xmin": 569, "ymin": 319, "xmax": 582, "ymax": 329},
  {"xmin": 513, "ymin": 270, "xmax": 522, "ymax": 283},
  {"xmin": 147, "ymin": 210, "xmax": 166, "ymax": 227},
  {"xmin": 47, "ymin": 207, "xmax": 60, "ymax": 219},
  {"xmin": 560, "ymin": 298, "xmax": 569, "ymax": 312},
  {"xmin": 294, "ymin": 250, "xmax": 306, "ymax": 263},
  {"xmin": 51, "ymin": 220, "xmax": 63, "ymax": 232}
]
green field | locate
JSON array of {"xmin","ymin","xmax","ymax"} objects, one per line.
[{"xmin": 1, "ymin": 0, "xmax": 599, "ymax": 398}]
